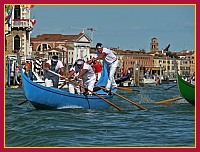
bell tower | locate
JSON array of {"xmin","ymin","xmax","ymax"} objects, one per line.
[
  {"xmin": 5, "ymin": 5, "xmax": 34, "ymax": 60},
  {"xmin": 150, "ymin": 37, "xmax": 159, "ymax": 52}
]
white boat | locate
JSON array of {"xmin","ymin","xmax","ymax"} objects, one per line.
[{"xmin": 142, "ymin": 78, "xmax": 156, "ymax": 84}]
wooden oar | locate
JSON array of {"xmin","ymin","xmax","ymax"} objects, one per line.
[
  {"xmin": 164, "ymin": 84, "xmax": 177, "ymax": 90},
  {"xmin": 117, "ymin": 87, "xmax": 140, "ymax": 93},
  {"xmin": 48, "ymin": 70, "xmax": 123, "ymax": 111},
  {"xmin": 154, "ymin": 97, "xmax": 183, "ymax": 104},
  {"xmin": 18, "ymin": 99, "xmax": 28, "ymax": 105},
  {"xmin": 70, "ymin": 80, "xmax": 123, "ymax": 111},
  {"xmin": 59, "ymin": 78, "xmax": 76, "ymax": 89},
  {"xmin": 95, "ymin": 85, "xmax": 147, "ymax": 110}
]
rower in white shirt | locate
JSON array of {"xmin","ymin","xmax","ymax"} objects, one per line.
[
  {"xmin": 66, "ymin": 62, "xmax": 82, "ymax": 94},
  {"xmin": 89, "ymin": 43, "xmax": 119, "ymax": 91},
  {"xmin": 74, "ymin": 59, "xmax": 96, "ymax": 95}
]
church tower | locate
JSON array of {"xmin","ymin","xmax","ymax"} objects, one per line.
[
  {"xmin": 150, "ymin": 37, "xmax": 159, "ymax": 52},
  {"xmin": 5, "ymin": 5, "xmax": 35, "ymax": 60}
]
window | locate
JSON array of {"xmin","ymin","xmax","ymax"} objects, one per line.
[
  {"xmin": 14, "ymin": 35, "xmax": 20, "ymax": 50},
  {"xmin": 80, "ymin": 50, "xmax": 84, "ymax": 58},
  {"xmin": 37, "ymin": 45, "xmax": 41, "ymax": 51},
  {"xmin": 43, "ymin": 44, "xmax": 47, "ymax": 50},
  {"xmin": 14, "ymin": 5, "xmax": 20, "ymax": 19},
  {"xmin": 36, "ymin": 43, "xmax": 51, "ymax": 51}
]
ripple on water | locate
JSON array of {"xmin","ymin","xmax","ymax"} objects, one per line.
[{"xmin": 5, "ymin": 86, "xmax": 195, "ymax": 147}]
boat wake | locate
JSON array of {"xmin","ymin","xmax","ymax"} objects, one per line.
[
  {"xmin": 57, "ymin": 106, "xmax": 84, "ymax": 109},
  {"xmin": 137, "ymin": 93, "xmax": 154, "ymax": 104}
]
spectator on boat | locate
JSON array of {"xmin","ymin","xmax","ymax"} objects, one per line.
[
  {"xmin": 92, "ymin": 60, "xmax": 102, "ymax": 80},
  {"xmin": 156, "ymin": 77, "xmax": 160, "ymax": 85},
  {"xmin": 89, "ymin": 43, "xmax": 119, "ymax": 91},
  {"xmin": 24, "ymin": 61, "xmax": 34, "ymax": 80},
  {"xmin": 15, "ymin": 66, "xmax": 21, "ymax": 84},
  {"xmin": 44, "ymin": 55, "xmax": 66, "ymax": 88},
  {"xmin": 66, "ymin": 62, "xmax": 81, "ymax": 94},
  {"xmin": 190, "ymin": 72, "xmax": 195, "ymax": 85},
  {"xmin": 15, "ymin": 66, "xmax": 20, "ymax": 77},
  {"xmin": 74, "ymin": 59, "xmax": 96, "ymax": 95},
  {"xmin": 127, "ymin": 69, "xmax": 131, "ymax": 76},
  {"xmin": 21, "ymin": 62, "xmax": 26, "ymax": 73}
]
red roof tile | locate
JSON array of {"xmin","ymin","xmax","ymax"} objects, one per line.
[{"xmin": 31, "ymin": 32, "xmax": 85, "ymax": 42}]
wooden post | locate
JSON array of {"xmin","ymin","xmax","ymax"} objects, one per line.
[{"xmin": 7, "ymin": 58, "xmax": 11, "ymax": 87}]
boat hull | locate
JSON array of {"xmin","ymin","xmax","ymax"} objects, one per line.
[
  {"xmin": 22, "ymin": 72, "xmax": 114, "ymax": 110},
  {"xmin": 115, "ymin": 75, "xmax": 130, "ymax": 84},
  {"xmin": 143, "ymin": 78, "xmax": 155, "ymax": 84},
  {"xmin": 177, "ymin": 74, "xmax": 195, "ymax": 106}
]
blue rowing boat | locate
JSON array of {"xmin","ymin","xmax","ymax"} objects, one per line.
[{"xmin": 22, "ymin": 64, "xmax": 116, "ymax": 110}]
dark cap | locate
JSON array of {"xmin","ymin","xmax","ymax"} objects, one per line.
[
  {"xmin": 96, "ymin": 43, "xmax": 103, "ymax": 49},
  {"xmin": 51, "ymin": 56, "xmax": 58, "ymax": 62}
]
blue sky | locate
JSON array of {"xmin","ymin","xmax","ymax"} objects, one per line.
[{"xmin": 30, "ymin": 5, "xmax": 195, "ymax": 52}]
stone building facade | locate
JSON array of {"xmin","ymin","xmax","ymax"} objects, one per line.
[
  {"xmin": 5, "ymin": 5, "xmax": 34, "ymax": 60},
  {"xmin": 30, "ymin": 32, "xmax": 92, "ymax": 68}
]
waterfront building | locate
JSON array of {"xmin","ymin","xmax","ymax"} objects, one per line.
[
  {"xmin": 31, "ymin": 32, "xmax": 92, "ymax": 70},
  {"xmin": 5, "ymin": 5, "xmax": 35, "ymax": 86},
  {"xmin": 5, "ymin": 5, "xmax": 35, "ymax": 60},
  {"xmin": 148, "ymin": 37, "xmax": 195, "ymax": 79},
  {"xmin": 110, "ymin": 48, "xmax": 154, "ymax": 78},
  {"xmin": 188, "ymin": 53, "xmax": 195, "ymax": 76},
  {"xmin": 176, "ymin": 50, "xmax": 195, "ymax": 77}
]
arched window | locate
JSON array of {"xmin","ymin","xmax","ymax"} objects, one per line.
[
  {"xmin": 14, "ymin": 5, "xmax": 20, "ymax": 19},
  {"xmin": 36, "ymin": 43, "xmax": 52, "ymax": 51},
  {"xmin": 14, "ymin": 35, "xmax": 20, "ymax": 50}
]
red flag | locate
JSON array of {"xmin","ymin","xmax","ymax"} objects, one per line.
[
  {"xmin": 31, "ymin": 19, "xmax": 36, "ymax": 26},
  {"xmin": 32, "ymin": 19, "xmax": 36, "ymax": 25},
  {"xmin": 30, "ymin": 5, "xmax": 34, "ymax": 8}
]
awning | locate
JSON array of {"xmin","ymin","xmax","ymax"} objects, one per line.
[{"xmin": 145, "ymin": 67, "xmax": 163, "ymax": 70}]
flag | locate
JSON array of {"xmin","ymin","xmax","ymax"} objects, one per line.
[
  {"xmin": 5, "ymin": 5, "xmax": 13, "ymax": 23},
  {"xmin": 30, "ymin": 5, "xmax": 34, "ymax": 8},
  {"xmin": 31, "ymin": 19, "xmax": 36, "ymax": 26},
  {"xmin": 5, "ymin": 5, "xmax": 11, "ymax": 14},
  {"xmin": 34, "ymin": 59, "xmax": 42, "ymax": 72}
]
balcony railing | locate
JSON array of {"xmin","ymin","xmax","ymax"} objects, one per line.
[{"xmin": 12, "ymin": 19, "xmax": 33, "ymax": 29}]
